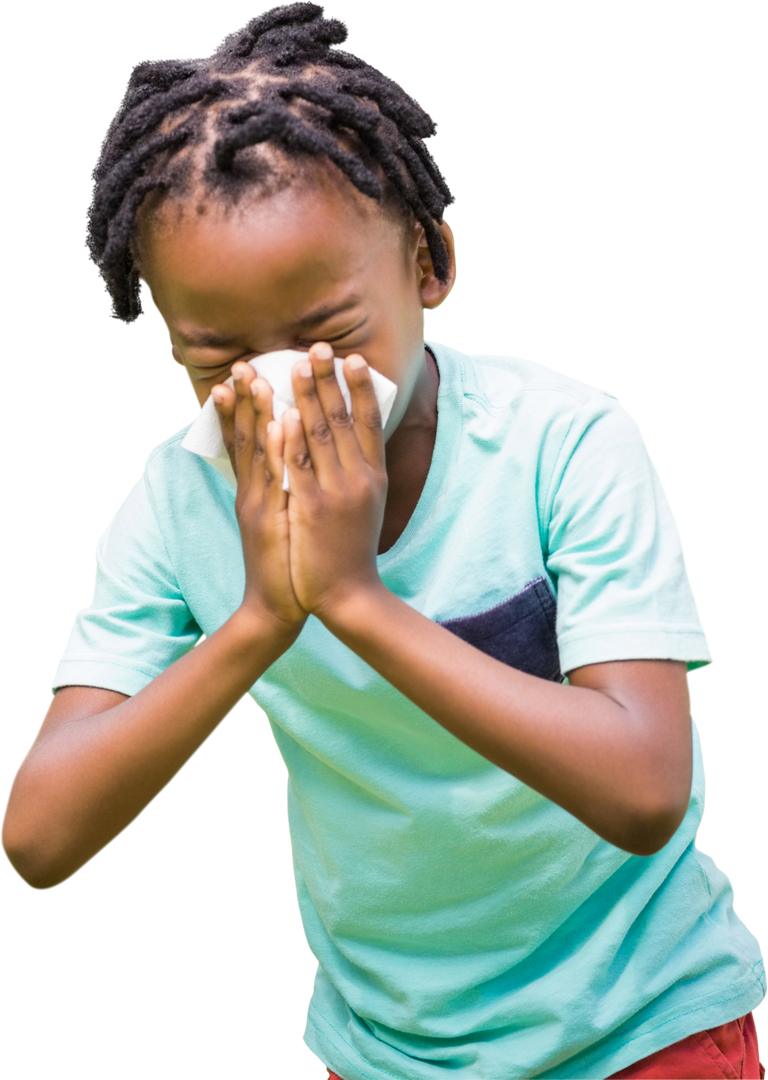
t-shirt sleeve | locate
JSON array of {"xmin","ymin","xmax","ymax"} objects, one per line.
[
  {"xmin": 543, "ymin": 395, "xmax": 711, "ymax": 674},
  {"xmin": 53, "ymin": 476, "xmax": 202, "ymax": 695}
]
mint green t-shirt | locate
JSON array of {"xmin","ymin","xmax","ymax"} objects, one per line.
[{"xmin": 55, "ymin": 344, "xmax": 764, "ymax": 1080}]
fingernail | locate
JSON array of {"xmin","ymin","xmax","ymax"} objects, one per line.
[
  {"xmin": 285, "ymin": 407, "xmax": 301, "ymax": 422},
  {"xmin": 347, "ymin": 355, "xmax": 367, "ymax": 370},
  {"xmin": 298, "ymin": 361, "xmax": 313, "ymax": 378},
  {"xmin": 313, "ymin": 342, "xmax": 334, "ymax": 360},
  {"xmin": 211, "ymin": 387, "xmax": 225, "ymax": 403}
]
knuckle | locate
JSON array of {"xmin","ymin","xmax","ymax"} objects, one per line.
[
  {"xmin": 233, "ymin": 430, "xmax": 249, "ymax": 453},
  {"xmin": 327, "ymin": 405, "xmax": 352, "ymax": 428},
  {"xmin": 293, "ymin": 450, "xmax": 313, "ymax": 471},
  {"xmin": 309, "ymin": 420, "xmax": 332, "ymax": 443},
  {"xmin": 361, "ymin": 408, "xmax": 383, "ymax": 432}
]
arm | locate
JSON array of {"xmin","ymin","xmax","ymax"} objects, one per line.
[
  {"xmin": 323, "ymin": 590, "xmax": 691, "ymax": 855},
  {"xmin": 0, "ymin": 609, "xmax": 300, "ymax": 894}
]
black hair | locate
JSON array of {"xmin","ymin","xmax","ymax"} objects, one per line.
[{"xmin": 87, "ymin": 3, "xmax": 454, "ymax": 321}]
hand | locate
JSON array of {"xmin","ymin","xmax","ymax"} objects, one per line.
[
  {"xmin": 282, "ymin": 342, "xmax": 389, "ymax": 620},
  {"xmin": 213, "ymin": 363, "xmax": 306, "ymax": 635}
]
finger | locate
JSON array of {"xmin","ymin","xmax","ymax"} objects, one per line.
[
  {"xmin": 232, "ymin": 361, "xmax": 259, "ymax": 492},
  {"xmin": 290, "ymin": 356, "xmax": 340, "ymax": 479},
  {"xmin": 212, "ymin": 382, "xmax": 237, "ymax": 469},
  {"xmin": 344, "ymin": 355, "xmax": 386, "ymax": 470},
  {"xmin": 283, "ymin": 401, "xmax": 315, "ymax": 490},
  {"xmin": 223, "ymin": 360, "xmax": 289, "ymax": 498},
  {"xmin": 289, "ymin": 347, "xmax": 356, "ymax": 479},
  {"xmin": 257, "ymin": 380, "xmax": 289, "ymax": 501}
]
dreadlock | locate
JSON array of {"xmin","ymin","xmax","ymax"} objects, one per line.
[{"xmin": 87, "ymin": 3, "xmax": 454, "ymax": 321}]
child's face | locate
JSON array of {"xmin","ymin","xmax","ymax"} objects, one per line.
[{"xmin": 139, "ymin": 177, "xmax": 455, "ymax": 434}]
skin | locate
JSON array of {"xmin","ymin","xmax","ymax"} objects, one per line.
[{"xmin": 136, "ymin": 173, "xmax": 460, "ymax": 557}]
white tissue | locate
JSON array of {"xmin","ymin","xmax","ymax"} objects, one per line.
[{"xmin": 181, "ymin": 349, "xmax": 398, "ymax": 490}]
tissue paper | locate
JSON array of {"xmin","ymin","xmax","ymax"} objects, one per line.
[{"xmin": 181, "ymin": 349, "xmax": 398, "ymax": 490}]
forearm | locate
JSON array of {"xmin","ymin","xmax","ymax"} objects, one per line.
[
  {"xmin": 4, "ymin": 608, "xmax": 296, "ymax": 887},
  {"xmin": 322, "ymin": 585, "xmax": 690, "ymax": 854}
]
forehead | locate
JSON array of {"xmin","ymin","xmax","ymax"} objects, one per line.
[
  {"xmin": 137, "ymin": 181, "xmax": 416, "ymax": 343},
  {"xmin": 139, "ymin": 177, "xmax": 408, "ymax": 330},
  {"xmin": 148, "ymin": 179, "xmax": 380, "ymax": 262}
]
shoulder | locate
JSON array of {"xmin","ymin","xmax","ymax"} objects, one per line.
[
  {"xmin": 143, "ymin": 423, "xmax": 231, "ymax": 503},
  {"xmin": 429, "ymin": 339, "xmax": 652, "ymax": 488},
  {"xmin": 430, "ymin": 341, "xmax": 621, "ymax": 424},
  {"xmin": 145, "ymin": 424, "xmax": 194, "ymax": 473}
]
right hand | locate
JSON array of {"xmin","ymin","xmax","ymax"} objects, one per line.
[{"xmin": 212, "ymin": 362, "xmax": 306, "ymax": 635}]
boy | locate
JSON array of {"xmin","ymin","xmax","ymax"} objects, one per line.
[{"xmin": 3, "ymin": 6, "xmax": 764, "ymax": 1078}]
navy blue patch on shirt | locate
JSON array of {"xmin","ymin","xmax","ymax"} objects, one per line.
[{"xmin": 439, "ymin": 578, "xmax": 562, "ymax": 682}]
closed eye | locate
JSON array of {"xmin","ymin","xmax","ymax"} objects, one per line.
[{"xmin": 185, "ymin": 319, "xmax": 367, "ymax": 375}]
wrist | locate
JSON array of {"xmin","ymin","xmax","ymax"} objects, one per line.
[
  {"xmin": 229, "ymin": 603, "xmax": 306, "ymax": 655},
  {"xmin": 314, "ymin": 577, "xmax": 393, "ymax": 638}
]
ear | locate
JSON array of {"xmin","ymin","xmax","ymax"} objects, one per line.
[{"xmin": 416, "ymin": 220, "xmax": 456, "ymax": 310}]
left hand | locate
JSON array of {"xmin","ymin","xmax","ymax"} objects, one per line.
[{"xmin": 282, "ymin": 342, "xmax": 389, "ymax": 619}]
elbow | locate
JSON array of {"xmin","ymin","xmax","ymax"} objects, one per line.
[
  {"xmin": 2, "ymin": 838, "xmax": 46, "ymax": 889},
  {"xmin": 636, "ymin": 749, "xmax": 694, "ymax": 855},
  {"xmin": 1, "ymin": 846, "xmax": 45, "ymax": 889},
  {"xmin": 5, "ymin": 861, "xmax": 62, "ymax": 891},
  {"xmin": 3, "ymin": 842, "xmax": 72, "ymax": 890},
  {"xmin": 623, "ymin": 796, "xmax": 690, "ymax": 858}
]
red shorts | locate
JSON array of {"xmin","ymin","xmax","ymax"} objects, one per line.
[{"xmin": 327, "ymin": 1011, "xmax": 765, "ymax": 1080}]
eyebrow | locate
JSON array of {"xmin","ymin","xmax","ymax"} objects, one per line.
[{"xmin": 176, "ymin": 296, "xmax": 362, "ymax": 350}]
